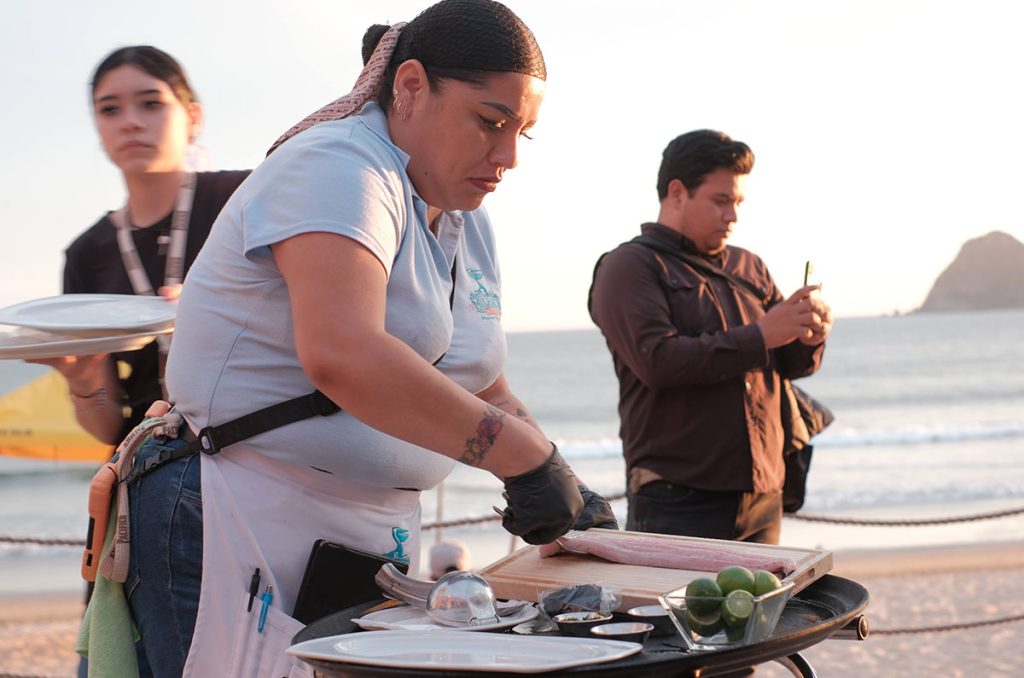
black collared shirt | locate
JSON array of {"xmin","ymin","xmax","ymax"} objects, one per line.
[
  {"xmin": 63, "ymin": 170, "xmax": 250, "ymax": 440},
  {"xmin": 589, "ymin": 223, "xmax": 824, "ymax": 492}
]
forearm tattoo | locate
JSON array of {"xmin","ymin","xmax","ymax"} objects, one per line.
[
  {"xmin": 491, "ymin": 398, "xmax": 533, "ymax": 425},
  {"xmin": 461, "ymin": 405, "xmax": 505, "ymax": 467}
]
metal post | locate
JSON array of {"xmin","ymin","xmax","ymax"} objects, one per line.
[{"xmin": 435, "ymin": 480, "xmax": 445, "ymax": 543}]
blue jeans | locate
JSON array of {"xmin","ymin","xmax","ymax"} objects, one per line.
[
  {"xmin": 126, "ymin": 437, "xmax": 204, "ymax": 678},
  {"xmin": 626, "ymin": 481, "xmax": 782, "ymax": 544}
]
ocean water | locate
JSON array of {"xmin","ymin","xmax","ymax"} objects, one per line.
[
  {"xmin": 2, "ymin": 309, "xmax": 1023, "ymax": 591},
  {"xmin": 438, "ymin": 309, "xmax": 1024, "ymax": 511}
]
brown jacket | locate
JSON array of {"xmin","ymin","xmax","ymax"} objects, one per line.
[{"xmin": 589, "ymin": 223, "xmax": 824, "ymax": 493}]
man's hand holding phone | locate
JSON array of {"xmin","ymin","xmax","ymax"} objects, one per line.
[
  {"xmin": 755, "ymin": 260, "xmax": 832, "ymax": 348},
  {"xmin": 799, "ymin": 260, "xmax": 831, "ymax": 346}
]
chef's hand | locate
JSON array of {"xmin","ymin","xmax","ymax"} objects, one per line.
[
  {"xmin": 574, "ymin": 485, "xmax": 619, "ymax": 531},
  {"xmin": 501, "ymin": 444, "xmax": 584, "ymax": 545}
]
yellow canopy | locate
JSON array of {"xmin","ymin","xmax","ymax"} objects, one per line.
[{"xmin": 0, "ymin": 369, "xmax": 111, "ymax": 462}]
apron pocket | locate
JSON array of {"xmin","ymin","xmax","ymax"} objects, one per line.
[{"xmin": 225, "ymin": 591, "xmax": 312, "ymax": 678}]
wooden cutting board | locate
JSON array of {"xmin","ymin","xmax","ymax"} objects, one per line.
[{"xmin": 479, "ymin": 530, "xmax": 832, "ymax": 612}]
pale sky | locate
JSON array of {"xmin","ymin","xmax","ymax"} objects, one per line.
[{"xmin": 2, "ymin": 1, "xmax": 1022, "ymax": 332}]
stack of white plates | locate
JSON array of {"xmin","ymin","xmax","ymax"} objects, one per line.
[{"xmin": 0, "ymin": 294, "xmax": 176, "ymax": 360}]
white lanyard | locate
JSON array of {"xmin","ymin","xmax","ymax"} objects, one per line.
[
  {"xmin": 110, "ymin": 172, "xmax": 197, "ymax": 397},
  {"xmin": 112, "ymin": 171, "xmax": 196, "ymax": 293}
]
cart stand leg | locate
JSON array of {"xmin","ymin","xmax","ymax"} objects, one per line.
[
  {"xmin": 772, "ymin": 652, "xmax": 818, "ymax": 678},
  {"xmin": 770, "ymin": 655, "xmax": 819, "ymax": 678}
]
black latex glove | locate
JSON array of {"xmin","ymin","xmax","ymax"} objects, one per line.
[
  {"xmin": 501, "ymin": 444, "xmax": 584, "ymax": 545},
  {"xmin": 573, "ymin": 484, "xmax": 619, "ymax": 531}
]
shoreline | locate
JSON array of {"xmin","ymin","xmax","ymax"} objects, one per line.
[{"xmin": 831, "ymin": 539, "xmax": 1024, "ymax": 578}]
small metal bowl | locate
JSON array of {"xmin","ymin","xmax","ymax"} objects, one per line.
[
  {"xmin": 626, "ymin": 604, "xmax": 675, "ymax": 637},
  {"xmin": 591, "ymin": 622, "xmax": 654, "ymax": 644},
  {"xmin": 552, "ymin": 611, "xmax": 613, "ymax": 637}
]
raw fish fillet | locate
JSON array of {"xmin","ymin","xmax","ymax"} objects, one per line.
[{"xmin": 540, "ymin": 530, "xmax": 796, "ymax": 577}]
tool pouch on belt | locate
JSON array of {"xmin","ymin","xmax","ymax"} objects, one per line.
[{"xmin": 81, "ymin": 407, "xmax": 185, "ymax": 583}]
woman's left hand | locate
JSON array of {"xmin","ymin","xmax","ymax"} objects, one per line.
[{"xmin": 501, "ymin": 445, "xmax": 584, "ymax": 544}]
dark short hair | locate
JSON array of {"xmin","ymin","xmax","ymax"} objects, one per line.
[
  {"xmin": 657, "ymin": 130, "xmax": 754, "ymax": 200},
  {"xmin": 363, "ymin": 0, "xmax": 546, "ymax": 110},
  {"xmin": 91, "ymin": 46, "xmax": 197, "ymax": 106}
]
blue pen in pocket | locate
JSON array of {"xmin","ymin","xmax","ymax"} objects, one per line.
[{"xmin": 258, "ymin": 585, "xmax": 273, "ymax": 633}]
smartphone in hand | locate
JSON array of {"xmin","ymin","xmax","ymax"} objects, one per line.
[{"xmin": 803, "ymin": 260, "xmax": 815, "ymax": 287}]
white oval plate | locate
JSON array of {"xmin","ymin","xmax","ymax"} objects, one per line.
[
  {"xmin": 287, "ymin": 630, "xmax": 642, "ymax": 673},
  {"xmin": 351, "ymin": 602, "xmax": 538, "ymax": 632},
  {"xmin": 0, "ymin": 325, "xmax": 169, "ymax": 360},
  {"xmin": 0, "ymin": 294, "xmax": 176, "ymax": 333}
]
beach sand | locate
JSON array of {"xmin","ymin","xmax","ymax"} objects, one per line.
[{"xmin": 2, "ymin": 541, "xmax": 1022, "ymax": 677}]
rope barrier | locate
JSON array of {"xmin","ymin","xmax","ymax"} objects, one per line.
[
  {"xmin": 786, "ymin": 504, "xmax": 1024, "ymax": 526},
  {"xmin": 873, "ymin": 612, "xmax": 1024, "ymax": 635},
  {"xmin": 5, "ymin": 495, "xmax": 1024, "ymax": 545},
  {"xmin": 0, "ymin": 535, "xmax": 84, "ymax": 547},
  {"xmin": 422, "ymin": 513, "xmax": 501, "ymax": 531}
]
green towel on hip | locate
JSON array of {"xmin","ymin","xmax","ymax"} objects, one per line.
[{"xmin": 75, "ymin": 508, "xmax": 140, "ymax": 678}]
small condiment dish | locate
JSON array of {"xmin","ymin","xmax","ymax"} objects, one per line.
[
  {"xmin": 590, "ymin": 621, "xmax": 654, "ymax": 644},
  {"xmin": 626, "ymin": 604, "xmax": 675, "ymax": 636},
  {"xmin": 552, "ymin": 611, "xmax": 613, "ymax": 637}
]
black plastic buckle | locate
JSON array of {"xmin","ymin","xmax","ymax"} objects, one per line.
[{"xmin": 197, "ymin": 426, "xmax": 222, "ymax": 454}]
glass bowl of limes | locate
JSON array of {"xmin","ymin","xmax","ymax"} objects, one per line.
[{"xmin": 658, "ymin": 566, "xmax": 794, "ymax": 651}]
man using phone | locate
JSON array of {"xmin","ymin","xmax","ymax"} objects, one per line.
[{"xmin": 588, "ymin": 129, "xmax": 832, "ymax": 544}]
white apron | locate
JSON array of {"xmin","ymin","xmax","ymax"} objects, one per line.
[{"xmin": 182, "ymin": 443, "xmax": 423, "ymax": 678}]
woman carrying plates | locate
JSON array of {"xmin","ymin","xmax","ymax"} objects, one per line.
[{"xmin": 33, "ymin": 46, "xmax": 249, "ymax": 445}]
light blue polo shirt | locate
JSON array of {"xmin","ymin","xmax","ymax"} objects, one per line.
[{"xmin": 166, "ymin": 103, "xmax": 507, "ymax": 490}]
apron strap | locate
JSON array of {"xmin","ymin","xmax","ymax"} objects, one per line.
[{"xmin": 120, "ymin": 390, "xmax": 339, "ymax": 485}]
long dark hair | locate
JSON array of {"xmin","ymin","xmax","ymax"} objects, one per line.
[
  {"xmin": 91, "ymin": 45, "xmax": 198, "ymax": 106},
  {"xmin": 362, "ymin": 0, "xmax": 545, "ymax": 110}
]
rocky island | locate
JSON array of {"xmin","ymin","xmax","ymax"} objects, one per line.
[{"xmin": 918, "ymin": 231, "xmax": 1024, "ymax": 312}]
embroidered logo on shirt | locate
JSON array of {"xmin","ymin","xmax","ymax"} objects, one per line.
[
  {"xmin": 384, "ymin": 527, "xmax": 410, "ymax": 565},
  {"xmin": 467, "ymin": 268, "xmax": 501, "ymax": 320}
]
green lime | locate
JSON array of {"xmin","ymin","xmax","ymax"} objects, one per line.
[
  {"xmin": 684, "ymin": 607, "xmax": 724, "ymax": 638},
  {"xmin": 716, "ymin": 566, "xmax": 756, "ymax": 595},
  {"xmin": 721, "ymin": 589, "xmax": 755, "ymax": 628},
  {"xmin": 725, "ymin": 623, "xmax": 747, "ymax": 642},
  {"xmin": 753, "ymin": 570, "xmax": 782, "ymax": 596},
  {"xmin": 684, "ymin": 577, "xmax": 723, "ymax": 615}
]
